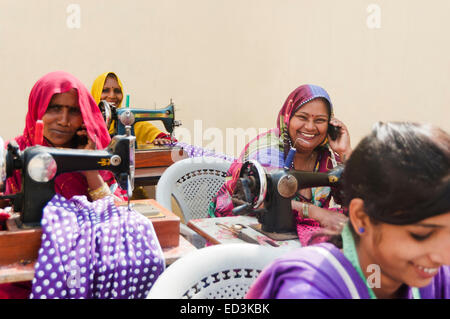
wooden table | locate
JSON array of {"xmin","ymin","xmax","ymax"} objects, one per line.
[
  {"xmin": 0, "ymin": 199, "xmax": 196, "ymax": 284},
  {"xmin": 0, "ymin": 235, "xmax": 195, "ymax": 284},
  {"xmin": 134, "ymin": 145, "xmax": 188, "ymax": 186},
  {"xmin": 188, "ymin": 216, "xmax": 302, "ymax": 250}
]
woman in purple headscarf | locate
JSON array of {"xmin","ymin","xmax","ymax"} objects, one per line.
[
  {"xmin": 246, "ymin": 122, "xmax": 450, "ymax": 299},
  {"xmin": 208, "ymin": 84, "xmax": 352, "ymax": 245}
]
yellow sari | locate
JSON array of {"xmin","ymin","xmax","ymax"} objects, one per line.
[{"xmin": 91, "ymin": 72, "xmax": 162, "ymax": 145}]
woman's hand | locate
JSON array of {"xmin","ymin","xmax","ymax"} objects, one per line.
[
  {"xmin": 311, "ymin": 205, "xmax": 348, "ymax": 232},
  {"xmin": 294, "ymin": 201, "xmax": 348, "ymax": 232},
  {"xmin": 75, "ymin": 124, "xmax": 97, "ymax": 150},
  {"xmin": 74, "ymin": 126, "xmax": 105, "ymax": 190},
  {"xmin": 328, "ymin": 117, "xmax": 352, "ymax": 162},
  {"xmin": 152, "ymin": 138, "xmax": 172, "ymax": 146}
]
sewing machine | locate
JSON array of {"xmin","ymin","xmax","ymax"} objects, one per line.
[
  {"xmin": 98, "ymin": 100, "xmax": 188, "ymax": 186},
  {"xmin": 0, "ymin": 132, "xmax": 136, "ymax": 227},
  {"xmin": 231, "ymin": 160, "xmax": 345, "ymax": 235},
  {"xmin": 99, "ymin": 99, "xmax": 182, "ymax": 144}
]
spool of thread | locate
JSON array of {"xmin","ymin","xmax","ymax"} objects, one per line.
[
  {"xmin": 34, "ymin": 120, "xmax": 44, "ymax": 145},
  {"xmin": 284, "ymin": 147, "xmax": 296, "ymax": 169}
]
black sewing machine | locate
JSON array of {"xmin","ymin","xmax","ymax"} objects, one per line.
[
  {"xmin": 231, "ymin": 160, "xmax": 344, "ymax": 235},
  {"xmin": 0, "ymin": 132, "xmax": 136, "ymax": 227},
  {"xmin": 98, "ymin": 100, "xmax": 182, "ymax": 145}
]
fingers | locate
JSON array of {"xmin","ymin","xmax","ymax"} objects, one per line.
[
  {"xmin": 152, "ymin": 138, "xmax": 171, "ymax": 145},
  {"xmin": 329, "ymin": 117, "xmax": 347, "ymax": 130}
]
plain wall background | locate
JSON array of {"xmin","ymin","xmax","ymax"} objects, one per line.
[{"xmin": 0, "ymin": 0, "xmax": 449, "ymax": 157}]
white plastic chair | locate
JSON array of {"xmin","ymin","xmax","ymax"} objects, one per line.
[
  {"xmin": 147, "ymin": 243, "xmax": 287, "ymax": 299},
  {"xmin": 156, "ymin": 156, "xmax": 232, "ymax": 247}
]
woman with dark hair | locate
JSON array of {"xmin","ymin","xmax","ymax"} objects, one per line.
[
  {"xmin": 209, "ymin": 84, "xmax": 352, "ymax": 245},
  {"xmin": 246, "ymin": 122, "xmax": 450, "ymax": 299}
]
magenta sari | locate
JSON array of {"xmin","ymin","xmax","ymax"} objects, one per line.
[{"xmin": 5, "ymin": 71, "xmax": 123, "ymax": 200}]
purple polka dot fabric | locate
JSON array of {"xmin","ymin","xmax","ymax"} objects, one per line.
[
  {"xmin": 175, "ymin": 142, "xmax": 236, "ymax": 162},
  {"xmin": 30, "ymin": 194, "xmax": 165, "ymax": 299}
]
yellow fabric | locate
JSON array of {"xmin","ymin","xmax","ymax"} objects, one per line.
[{"xmin": 91, "ymin": 72, "xmax": 162, "ymax": 143}]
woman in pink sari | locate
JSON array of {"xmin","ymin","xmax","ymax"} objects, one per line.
[
  {"xmin": 0, "ymin": 71, "xmax": 128, "ymax": 299},
  {"xmin": 5, "ymin": 71, "xmax": 124, "ymax": 201},
  {"xmin": 209, "ymin": 84, "xmax": 352, "ymax": 245}
]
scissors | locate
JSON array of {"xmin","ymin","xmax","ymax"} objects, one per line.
[
  {"xmin": 215, "ymin": 223, "xmax": 279, "ymax": 247},
  {"xmin": 216, "ymin": 222, "xmax": 260, "ymax": 245}
]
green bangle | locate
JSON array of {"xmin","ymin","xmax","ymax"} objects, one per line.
[{"xmin": 302, "ymin": 202, "xmax": 309, "ymax": 218}]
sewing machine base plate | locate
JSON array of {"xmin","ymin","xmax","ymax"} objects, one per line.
[{"xmin": 250, "ymin": 223, "xmax": 298, "ymax": 241}]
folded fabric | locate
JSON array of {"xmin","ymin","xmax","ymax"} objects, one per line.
[{"xmin": 30, "ymin": 194, "xmax": 164, "ymax": 299}]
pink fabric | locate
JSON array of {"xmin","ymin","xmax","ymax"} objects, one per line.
[{"xmin": 5, "ymin": 71, "xmax": 123, "ymax": 200}]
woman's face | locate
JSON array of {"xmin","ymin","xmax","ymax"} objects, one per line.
[
  {"xmin": 101, "ymin": 75, "xmax": 123, "ymax": 107},
  {"xmin": 361, "ymin": 212, "xmax": 450, "ymax": 292},
  {"xmin": 42, "ymin": 89, "xmax": 83, "ymax": 147},
  {"xmin": 288, "ymin": 98, "xmax": 329, "ymax": 152}
]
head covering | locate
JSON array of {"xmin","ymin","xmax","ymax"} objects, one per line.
[
  {"xmin": 240, "ymin": 84, "xmax": 334, "ymax": 168},
  {"xmin": 23, "ymin": 71, "xmax": 111, "ymax": 149},
  {"xmin": 91, "ymin": 72, "xmax": 124, "ymax": 108},
  {"xmin": 6, "ymin": 71, "xmax": 117, "ymax": 199},
  {"xmin": 91, "ymin": 72, "xmax": 163, "ymax": 145},
  {"xmin": 91, "ymin": 72, "xmax": 124, "ymax": 136}
]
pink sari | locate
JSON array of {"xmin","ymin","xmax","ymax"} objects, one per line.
[{"xmin": 5, "ymin": 71, "xmax": 123, "ymax": 200}]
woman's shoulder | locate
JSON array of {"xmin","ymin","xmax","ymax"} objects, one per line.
[
  {"xmin": 419, "ymin": 265, "xmax": 450, "ymax": 299},
  {"xmin": 247, "ymin": 243, "xmax": 368, "ymax": 299}
]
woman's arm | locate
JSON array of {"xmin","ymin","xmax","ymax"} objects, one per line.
[
  {"xmin": 76, "ymin": 128, "xmax": 112, "ymax": 200},
  {"xmin": 291, "ymin": 200, "xmax": 348, "ymax": 232}
]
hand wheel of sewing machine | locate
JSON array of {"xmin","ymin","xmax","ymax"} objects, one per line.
[{"xmin": 231, "ymin": 160, "xmax": 268, "ymax": 215}]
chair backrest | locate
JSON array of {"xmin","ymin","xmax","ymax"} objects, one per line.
[
  {"xmin": 156, "ymin": 157, "xmax": 232, "ymax": 223},
  {"xmin": 147, "ymin": 243, "xmax": 288, "ymax": 299}
]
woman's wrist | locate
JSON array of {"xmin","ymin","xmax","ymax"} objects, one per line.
[
  {"xmin": 306, "ymin": 204, "xmax": 322, "ymax": 220},
  {"xmin": 88, "ymin": 182, "xmax": 111, "ymax": 200}
]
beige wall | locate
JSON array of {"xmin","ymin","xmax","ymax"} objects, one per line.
[{"xmin": 1, "ymin": 0, "xmax": 449, "ymax": 157}]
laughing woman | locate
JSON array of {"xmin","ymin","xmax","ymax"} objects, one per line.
[
  {"xmin": 246, "ymin": 122, "xmax": 450, "ymax": 299},
  {"xmin": 209, "ymin": 84, "xmax": 352, "ymax": 246}
]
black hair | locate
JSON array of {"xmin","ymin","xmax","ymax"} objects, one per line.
[
  {"xmin": 309, "ymin": 122, "xmax": 450, "ymax": 247},
  {"xmin": 343, "ymin": 122, "xmax": 449, "ymax": 225}
]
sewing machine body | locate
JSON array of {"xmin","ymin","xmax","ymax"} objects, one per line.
[
  {"xmin": 234, "ymin": 160, "xmax": 344, "ymax": 234},
  {"xmin": 99, "ymin": 100, "xmax": 181, "ymax": 142},
  {"xmin": 1, "ymin": 134, "xmax": 136, "ymax": 227}
]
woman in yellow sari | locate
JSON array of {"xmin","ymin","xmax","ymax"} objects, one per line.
[{"xmin": 91, "ymin": 72, "xmax": 172, "ymax": 146}]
